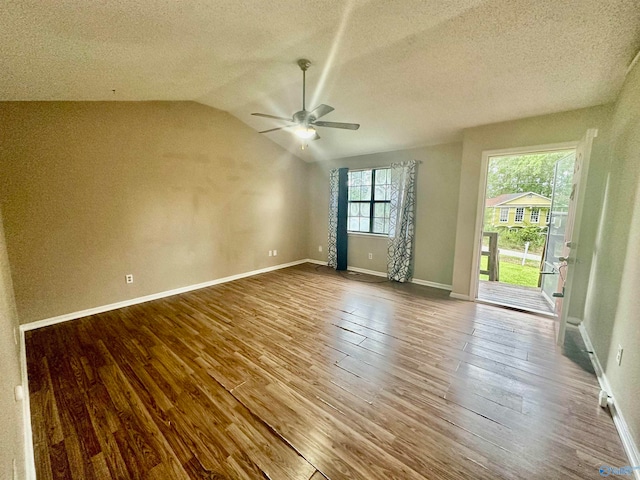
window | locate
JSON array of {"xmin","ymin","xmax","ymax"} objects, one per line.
[
  {"xmin": 499, "ymin": 208, "xmax": 509, "ymax": 222},
  {"xmin": 530, "ymin": 208, "xmax": 539, "ymax": 223},
  {"xmin": 515, "ymin": 207, "xmax": 524, "ymax": 223},
  {"xmin": 545, "ymin": 209, "xmax": 551, "ymax": 224},
  {"xmin": 348, "ymin": 168, "xmax": 391, "ymax": 234}
]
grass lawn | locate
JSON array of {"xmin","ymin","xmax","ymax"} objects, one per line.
[{"xmin": 479, "ymin": 255, "xmax": 540, "ymax": 287}]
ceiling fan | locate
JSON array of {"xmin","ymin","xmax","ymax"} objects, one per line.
[{"xmin": 252, "ymin": 59, "xmax": 360, "ymax": 141}]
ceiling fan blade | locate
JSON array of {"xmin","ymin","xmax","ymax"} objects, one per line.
[
  {"xmin": 309, "ymin": 104, "xmax": 334, "ymax": 120},
  {"xmin": 252, "ymin": 113, "xmax": 293, "ymax": 121},
  {"xmin": 312, "ymin": 121, "xmax": 360, "ymax": 130},
  {"xmin": 259, "ymin": 125, "xmax": 295, "ymax": 133}
]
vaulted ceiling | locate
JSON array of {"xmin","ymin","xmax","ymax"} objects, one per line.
[{"xmin": 2, "ymin": 0, "xmax": 639, "ymax": 161}]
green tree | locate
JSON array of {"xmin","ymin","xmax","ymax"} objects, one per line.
[{"xmin": 486, "ymin": 152, "xmax": 570, "ymax": 198}]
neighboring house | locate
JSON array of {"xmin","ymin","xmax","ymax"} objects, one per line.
[{"xmin": 486, "ymin": 192, "xmax": 551, "ymax": 228}]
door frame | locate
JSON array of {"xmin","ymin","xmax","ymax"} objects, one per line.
[{"xmin": 470, "ymin": 141, "xmax": 579, "ymax": 307}]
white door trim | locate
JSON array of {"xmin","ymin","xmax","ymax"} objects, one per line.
[{"xmin": 470, "ymin": 141, "xmax": 579, "ymax": 302}]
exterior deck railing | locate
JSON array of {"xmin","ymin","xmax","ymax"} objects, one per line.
[{"xmin": 480, "ymin": 232, "xmax": 499, "ymax": 281}]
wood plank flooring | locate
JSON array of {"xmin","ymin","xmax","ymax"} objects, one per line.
[
  {"xmin": 477, "ymin": 280, "xmax": 555, "ymax": 315},
  {"xmin": 26, "ymin": 263, "xmax": 627, "ymax": 479}
]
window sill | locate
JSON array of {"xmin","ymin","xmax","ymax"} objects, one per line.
[{"xmin": 347, "ymin": 232, "xmax": 388, "ymax": 239}]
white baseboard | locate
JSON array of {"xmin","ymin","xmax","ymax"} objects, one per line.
[
  {"xmin": 19, "ymin": 329, "xmax": 35, "ymax": 480},
  {"xmin": 306, "ymin": 258, "xmax": 326, "ymax": 265},
  {"xmin": 306, "ymin": 260, "xmax": 452, "ymax": 291},
  {"xmin": 21, "ymin": 259, "xmax": 310, "ymax": 332},
  {"xmin": 578, "ymin": 323, "xmax": 605, "ymax": 381},
  {"xmin": 411, "ymin": 278, "xmax": 452, "ymax": 291},
  {"xmin": 346, "ymin": 266, "xmax": 453, "ymax": 291},
  {"xmin": 449, "ymin": 292, "xmax": 471, "ymax": 301},
  {"xmin": 346, "ymin": 266, "xmax": 387, "ymax": 278},
  {"xmin": 20, "ymin": 257, "xmax": 452, "ymax": 333},
  {"xmin": 579, "ymin": 323, "xmax": 640, "ymax": 477}
]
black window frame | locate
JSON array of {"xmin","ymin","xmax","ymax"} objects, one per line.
[{"xmin": 347, "ymin": 168, "xmax": 391, "ymax": 235}]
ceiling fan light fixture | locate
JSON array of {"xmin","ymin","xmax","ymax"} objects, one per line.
[
  {"xmin": 295, "ymin": 126, "xmax": 316, "ymax": 139},
  {"xmin": 252, "ymin": 59, "xmax": 360, "ymax": 141}
]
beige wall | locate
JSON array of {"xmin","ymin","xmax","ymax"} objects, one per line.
[
  {"xmin": 451, "ymin": 104, "xmax": 614, "ymax": 311},
  {"xmin": 307, "ymin": 143, "xmax": 462, "ymax": 286},
  {"xmin": 582, "ymin": 60, "xmax": 640, "ymax": 449},
  {"xmin": 0, "ymin": 102, "xmax": 309, "ymax": 324},
  {"xmin": 0, "ymin": 207, "xmax": 25, "ymax": 479},
  {"xmin": 3, "ymin": 93, "xmax": 638, "ymax": 466}
]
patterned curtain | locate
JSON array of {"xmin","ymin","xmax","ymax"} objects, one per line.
[
  {"xmin": 387, "ymin": 160, "xmax": 418, "ymax": 282},
  {"xmin": 327, "ymin": 169, "xmax": 339, "ymax": 268}
]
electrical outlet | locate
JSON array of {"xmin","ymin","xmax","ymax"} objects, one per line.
[
  {"xmin": 273, "ymin": 250, "xmax": 277, "ymax": 256},
  {"xmin": 368, "ymin": 253, "xmax": 373, "ymax": 260},
  {"xmin": 268, "ymin": 250, "xmax": 272, "ymax": 257},
  {"xmin": 125, "ymin": 274, "xmax": 133, "ymax": 284},
  {"xmin": 616, "ymin": 345, "xmax": 623, "ymax": 366},
  {"xmin": 318, "ymin": 245, "xmax": 322, "ymax": 252}
]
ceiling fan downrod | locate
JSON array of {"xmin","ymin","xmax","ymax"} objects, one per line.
[{"xmin": 298, "ymin": 59, "xmax": 311, "ymax": 112}]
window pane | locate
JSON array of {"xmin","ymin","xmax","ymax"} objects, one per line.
[
  {"xmin": 375, "ymin": 169, "xmax": 388, "ymax": 185},
  {"xmin": 359, "ymin": 217, "xmax": 370, "ymax": 231},
  {"xmin": 373, "ymin": 202, "xmax": 391, "ymax": 220},
  {"xmin": 362, "ymin": 170, "xmax": 372, "ymax": 186},
  {"xmin": 374, "ymin": 186, "xmax": 385, "ymax": 200},
  {"xmin": 349, "ymin": 171, "xmax": 361, "ymax": 187},
  {"xmin": 515, "ymin": 207, "xmax": 524, "ymax": 222},
  {"xmin": 359, "ymin": 203, "xmax": 370, "ymax": 216},
  {"xmin": 373, "ymin": 217, "xmax": 385, "ymax": 233},
  {"xmin": 349, "ymin": 203, "xmax": 359, "ymax": 216},
  {"xmin": 374, "ymin": 203, "xmax": 386, "ymax": 217},
  {"xmin": 349, "ymin": 187, "xmax": 361, "ymax": 201},
  {"xmin": 383, "ymin": 186, "xmax": 390, "ymax": 200},
  {"xmin": 361, "ymin": 186, "xmax": 371, "ymax": 201},
  {"xmin": 383, "ymin": 220, "xmax": 389, "ymax": 234},
  {"xmin": 349, "ymin": 217, "xmax": 359, "ymax": 231},
  {"xmin": 530, "ymin": 208, "xmax": 539, "ymax": 223}
]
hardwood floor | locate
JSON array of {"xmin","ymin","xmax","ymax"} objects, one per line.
[{"xmin": 26, "ymin": 263, "xmax": 627, "ymax": 479}]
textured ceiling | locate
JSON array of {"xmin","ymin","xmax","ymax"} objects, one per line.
[{"xmin": 1, "ymin": 0, "xmax": 639, "ymax": 161}]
